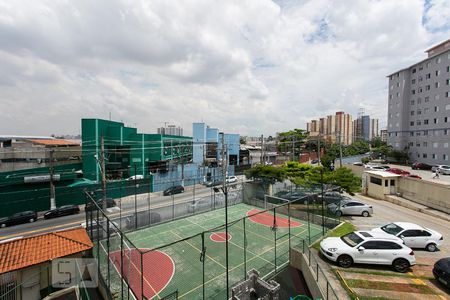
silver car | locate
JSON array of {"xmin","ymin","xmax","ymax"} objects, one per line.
[{"xmin": 328, "ymin": 200, "xmax": 373, "ymax": 217}]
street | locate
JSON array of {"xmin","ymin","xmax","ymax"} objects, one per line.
[{"xmin": 0, "ymin": 184, "xmax": 223, "ymax": 241}]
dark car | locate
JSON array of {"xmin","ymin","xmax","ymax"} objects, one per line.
[
  {"xmin": 204, "ymin": 180, "xmax": 222, "ymax": 187},
  {"xmin": 0, "ymin": 211, "xmax": 38, "ymax": 228},
  {"xmin": 163, "ymin": 185, "xmax": 185, "ymax": 196},
  {"xmin": 411, "ymin": 162, "xmax": 433, "ymax": 170},
  {"xmin": 433, "ymin": 257, "xmax": 450, "ymax": 289},
  {"xmin": 44, "ymin": 205, "xmax": 80, "ymax": 219},
  {"xmin": 318, "ymin": 192, "xmax": 350, "ymax": 205},
  {"xmin": 85, "ymin": 198, "xmax": 117, "ymax": 211}
]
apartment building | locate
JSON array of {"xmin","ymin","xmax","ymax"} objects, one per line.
[
  {"xmin": 307, "ymin": 111, "xmax": 353, "ymax": 145},
  {"xmin": 352, "ymin": 115, "xmax": 379, "ymax": 141},
  {"xmin": 387, "ymin": 39, "xmax": 450, "ymax": 164}
]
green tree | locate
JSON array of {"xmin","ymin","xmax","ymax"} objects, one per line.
[
  {"xmin": 282, "ymin": 162, "xmax": 314, "ymax": 185},
  {"xmin": 240, "ymin": 137, "xmax": 246, "ymax": 145},
  {"xmin": 244, "ymin": 165, "xmax": 286, "ymax": 186},
  {"xmin": 277, "ymin": 129, "xmax": 308, "ymax": 159},
  {"xmin": 370, "ymin": 137, "xmax": 386, "ymax": 148},
  {"xmin": 328, "ymin": 167, "xmax": 361, "ymax": 195}
]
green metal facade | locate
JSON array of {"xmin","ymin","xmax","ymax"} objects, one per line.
[{"xmin": 82, "ymin": 119, "xmax": 192, "ymax": 181}]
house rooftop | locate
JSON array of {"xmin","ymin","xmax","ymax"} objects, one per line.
[
  {"xmin": 0, "ymin": 228, "xmax": 92, "ymax": 274},
  {"xmin": 365, "ymin": 170, "xmax": 401, "ymax": 178}
]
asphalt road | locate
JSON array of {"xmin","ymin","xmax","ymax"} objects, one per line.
[
  {"xmin": 0, "ymin": 184, "xmax": 225, "ymax": 241},
  {"xmin": 347, "ymin": 194, "xmax": 450, "ymax": 258}
]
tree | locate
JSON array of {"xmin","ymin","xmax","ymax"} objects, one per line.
[
  {"xmin": 370, "ymin": 137, "xmax": 386, "ymax": 148},
  {"xmin": 277, "ymin": 129, "xmax": 308, "ymax": 159},
  {"xmin": 240, "ymin": 137, "xmax": 246, "ymax": 145},
  {"xmin": 244, "ymin": 165, "xmax": 286, "ymax": 186},
  {"xmin": 328, "ymin": 167, "xmax": 361, "ymax": 195},
  {"xmin": 282, "ymin": 162, "xmax": 314, "ymax": 185}
]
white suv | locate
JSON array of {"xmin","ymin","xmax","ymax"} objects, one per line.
[
  {"xmin": 320, "ymin": 231, "xmax": 416, "ymax": 272},
  {"xmin": 371, "ymin": 222, "xmax": 443, "ymax": 252}
]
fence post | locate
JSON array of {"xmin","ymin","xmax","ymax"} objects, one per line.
[
  {"xmin": 202, "ymin": 232, "xmax": 205, "ymax": 300},
  {"xmin": 316, "ymin": 264, "xmax": 319, "ymax": 281},
  {"xmin": 141, "ymin": 251, "xmax": 144, "ymax": 300},
  {"xmin": 107, "ymin": 218, "xmax": 110, "ymax": 288},
  {"xmin": 288, "ymin": 201, "xmax": 291, "ymax": 262},
  {"xmin": 243, "ymin": 218, "xmax": 247, "ymax": 279},
  {"xmin": 120, "ymin": 234, "xmax": 124, "ymax": 300},
  {"xmin": 273, "ymin": 208, "xmax": 277, "ymax": 274}
]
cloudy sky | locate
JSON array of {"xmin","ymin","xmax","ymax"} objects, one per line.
[{"xmin": 1, "ymin": 0, "xmax": 450, "ymax": 137}]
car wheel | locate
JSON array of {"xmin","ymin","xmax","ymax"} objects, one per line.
[
  {"xmin": 335, "ymin": 210, "xmax": 342, "ymax": 217},
  {"xmin": 337, "ymin": 255, "xmax": 353, "ymax": 268},
  {"xmin": 362, "ymin": 211, "xmax": 370, "ymax": 217},
  {"xmin": 392, "ymin": 258, "xmax": 410, "ymax": 273},
  {"xmin": 426, "ymin": 243, "xmax": 437, "ymax": 252},
  {"xmin": 29, "ymin": 218, "xmax": 35, "ymax": 223}
]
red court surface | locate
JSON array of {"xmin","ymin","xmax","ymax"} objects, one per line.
[
  {"xmin": 210, "ymin": 232, "xmax": 232, "ymax": 242},
  {"xmin": 246, "ymin": 208, "xmax": 301, "ymax": 228},
  {"xmin": 109, "ymin": 248, "xmax": 174, "ymax": 300}
]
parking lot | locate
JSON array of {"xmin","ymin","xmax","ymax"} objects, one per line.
[
  {"xmin": 380, "ymin": 164, "xmax": 450, "ymax": 185},
  {"xmin": 327, "ymin": 193, "xmax": 450, "ymax": 299}
]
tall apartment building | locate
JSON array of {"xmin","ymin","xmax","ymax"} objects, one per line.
[
  {"xmin": 352, "ymin": 115, "xmax": 379, "ymax": 141},
  {"xmin": 306, "ymin": 111, "xmax": 353, "ymax": 145},
  {"xmin": 157, "ymin": 124, "xmax": 183, "ymax": 136},
  {"xmin": 387, "ymin": 39, "xmax": 450, "ymax": 164}
]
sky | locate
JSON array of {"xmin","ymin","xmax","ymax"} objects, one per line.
[{"xmin": 1, "ymin": 0, "xmax": 450, "ymax": 137}]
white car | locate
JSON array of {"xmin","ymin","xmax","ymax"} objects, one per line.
[
  {"xmin": 328, "ymin": 200, "xmax": 373, "ymax": 217},
  {"xmin": 437, "ymin": 165, "xmax": 450, "ymax": 175},
  {"xmin": 126, "ymin": 175, "xmax": 144, "ymax": 180},
  {"xmin": 431, "ymin": 165, "xmax": 448, "ymax": 172},
  {"xmin": 371, "ymin": 222, "xmax": 443, "ymax": 252},
  {"xmin": 320, "ymin": 231, "xmax": 416, "ymax": 272},
  {"xmin": 226, "ymin": 176, "xmax": 238, "ymax": 183}
]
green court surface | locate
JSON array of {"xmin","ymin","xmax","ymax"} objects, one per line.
[{"xmin": 100, "ymin": 203, "xmax": 323, "ymax": 300}]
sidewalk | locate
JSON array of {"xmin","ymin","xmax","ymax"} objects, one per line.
[{"xmin": 355, "ymin": 193, "xmax": 450, "ymax": 223}]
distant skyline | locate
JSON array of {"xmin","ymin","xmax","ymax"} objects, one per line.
[{"xmin": 1, "ymin": 0, "xmax": 450, "ymax": 137}]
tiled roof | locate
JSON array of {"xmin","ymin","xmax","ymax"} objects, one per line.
[
  {"xmin": 0, "ymin": 228, "xmax": 92, "ymax": 274},
  {"xmin": 28, "ymin": 139, "xmax": 80, "ymax": 146}
]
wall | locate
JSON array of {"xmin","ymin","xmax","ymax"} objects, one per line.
[{"xmin": 397, "ymin": 177, "xmax": 450, "ymax": 214}]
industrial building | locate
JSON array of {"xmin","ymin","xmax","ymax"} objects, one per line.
[
  {"xmin": 387, "ymin": 38, "xmax": 450, "ymax": 164},
  {"xmin": 192, "ymin": 122, "xmax": 240, "ymax": 167},
  {"xmin": 82, "ymin": 119, "xmax": 193, "ymax": 181}
]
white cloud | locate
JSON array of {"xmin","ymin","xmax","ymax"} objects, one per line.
[{"xmin": 0, "ymin": 0, "xmax": 449, "ymax": 137}]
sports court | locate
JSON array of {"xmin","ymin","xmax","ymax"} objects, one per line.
[{"xmin": 98, "ymin": 202, "xmax": 323, "ymax": 300}]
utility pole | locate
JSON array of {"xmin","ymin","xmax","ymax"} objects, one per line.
[
  {"xmin": 49, "ymin": 149, "xmax": 56, "ymax": 210},
  {"xmin": 260, "ymin": 134, "xmax": 264, "ymax": 164},
  {"xmin": 317, "ymin": 138, "xmax": 321, "ymax": 163},
  {"xmin": 221, "ymin": 132, "xmax": 230, "ymax": 299},
  {"xmin": 100, "ymin": 136, "xmax": 107, "ymax": 212},
  {"xmin": 338, "ymin": 133, "xmax": 343, "ymax": 168}
]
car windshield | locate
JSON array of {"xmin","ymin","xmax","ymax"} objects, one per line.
[
  {"xmin": 340, "ymin": 232, "xmax": 363, "ymax": 247},
  {"xmin": 381, "ymin": 223, "xmax": 403, "ymax": 235}
]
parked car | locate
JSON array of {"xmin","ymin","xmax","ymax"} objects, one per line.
[
  {"xmin": 433, "ymin": 257, "xmax": 450, "ymax": 289},
  {"xmin": 85, "ymin": 198, "xmax": 117, "ymax": 211},
  {"xmin": 44, "ymin": 205, "xmax": 80, "ymax": 219},
  {"xmin": 366, "ymin": 165, "xmax": 386, "ymax": 171},
  {"xmin": 310, "ymin": 159, "xmax": 320, "ymax": 164},
  {"xmin": 317, "ymin": 192, "xmax": 350, "ymax": 204},
  {"xmin": 328, "ymin": 200, "xmax": 373, "ymax": 217},
  {"xmin": 81, "ymin": 220, "xmax": 119, "ymax": 239},
  {"xmin": 431, "ymin": 165, "xmax": 447, "ymax": 172},
  {"xmin": 437, "ymin": 165, "xmax": 450, "ymax": 175},
  {"xmin": 352, "ymin": 162, "xmax": 364, "ymax": 166},
  {"xmin": 204, "ymin": 180, "xmax": 222, "ymax": 187},
  {"xmin": 407, "ymin": 174, "xmax": 422, "ymax": 179},
  {"xmin": 126, "ymin": 175, "xmax": 144, "ymax": 180},
  {"xmin": 411, "ymin": 162, "xmax": 432, "ymax": 170},
  {"xmin": 226, "ymin": 176, "xmax": 238, "ymax": 183},
  {"xmin": 371, "ymin": 222, "xmax": 443, "ymax": 252},
  {"xmin": 380, "ymin": 165, "xmax": 391, "ymax": 170},
  {"xmin": 387, "ymin": 168, "xmax": 410, "ymax": 176},
  {"xmin": 163, "ymin": 185, "xmax": 185, "ymax": 196},
  {"xmin": 0, "ymin": 211, "xmax": 38, "ymax": 228},
  {"xmin": 320, "ymin": 231, "xmax": 415, "ymax": 272}
]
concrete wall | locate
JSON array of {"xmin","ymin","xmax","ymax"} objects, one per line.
[
  {"xmin": 290, "ymin": 249, "xmax": 324, "ymax": 300},
  {"xmin": 397, "ymin": 177, "xmax": 450, "ymax": 214}
]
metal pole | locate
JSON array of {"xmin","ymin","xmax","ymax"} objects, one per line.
[
  {"xmin": 141, "ymin": 252, "xmax": 144, "ymax": 300},
  {"xmin": 339, "ymin": 133, "xmax": 343, "ymax": 168},
  {"xmin": 243, "ymin": 217, "xmax": 247, "ymax": 278},
  {"xmin": 321, "ymin": 170, "xmax": 325, "ymax": 236},
  {"xmin": 49, "ymin": 149, "xmax": 56, "ymax": 209},
  {"xmin": 221, "ymin": 132, "xmax": 229, "ymax": 299},
  {"xmin": 134, "ymin": 164, "xmax": 138, "ymax": 229},
  {"xmin": 101, "ymin": 136, "xmax": 107, "ymax": 212}
]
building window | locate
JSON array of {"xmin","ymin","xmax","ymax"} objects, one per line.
[
  {"xmin": 446, "ymin": 91, "xmax": 450, "ymax": 98},
  {"xmin": 426, "ymin": 73, "xmax": 431, "ymax": 79},
  {"xmin": 412, "ymin": 68, "xmax": 416, "ymax": 73},
  {"xmin": 423, "ymin": 130, "xmax": 428, "ymax": 136},
  {"xmin": 419, "ymin": 65, "xmax": 423, "ymax": 71},
  {"xmin": 411, "ymin": 111, "xmax": 415, "ymax": 116},
  {"xmin": 411, "ymin": 100, "xmax": 415, "ymax": 105},
  {"xmin": 444, "ymin": 143, "xmax": 449, "ymax": 148},
  {"xmin": 445, "ymin": 117, "xmax": 448, "ymax": 123},
  {"xmin": 389, "ymin": 94, "xmax": 393, "ymax": 99},
  {"xmin": 412, "ymin": 90, "xmax": 416, "ymax": 95},
  {"xmin": 423, "ymin": 142, "xmax": 428, "ymax": 147},
  {"xmin": 434, "ymin": 118, "xmax": 438, "ymax": 124},
  {"xmin": 410, "ymin": 121, "xmax": 414, "ymax": 126},
  {"xmin": 424, "ymin": 119, "xmax": 429, "ymax": 124},
  {"xmin": 426, "ymin": 62, "xmax": 431, "ymax": 68},
  {"xmin": 444, "ymin": 154, "xmax": 449, "ymax": 161},
  {"xmin": 446, "ymin": 104, "xmax": 450, "ymax": 110},
  {"xmin": 432, "ymin": 154, "xmax": 436, "ymax": 159},
  {"xmin": 423, "ymin": 153, "xmax": 427, "ymax": 158},
  {"xmin": 416, "ymin": 142, "xmax": 420, "ymax": 147},
  {"xmin": 410, "ymin": 132, "xmax": 414, "ymax": 136},
  {"xmin": 436, "ymin": 70, "xmax": 440, "ymax": 76},
  {"xmin": 417, "ymin": 98, "xmax": 422, "ymax": 104},
  {"xmin": 397, "ymin": 82, "xmax": 400, "ymax": 87},
  {"xmin": 433, "ymin": 142, "xmax": 438, "ymax": 148},
  {"xmin": 417, "ymin": 120, "xmax": 422, "ymax": 125},
  {"xmin": 425, "ymin": 85, "xmax": 430, "ymax": 91},
  {"xmin": 370, "ymin": 177, "xmax": 382, "ymax": 186},
  {"xmin": 447, "ymin": 66, "xmax": 450, "ymax": 72},
  {"xmin": 435, "ymin": 94, "xmax": 440, "ymax": 100},
  {"xmin": 437, "ymin": 57, "xmax": 441, "ymax": 64},
  {"xmin": 408, "ymin": 142, "xmax": 414, "ymax": 147},
  {"xmin": 396, "ymin": 92, "xmax": 400, "ymax": 97},
  {"xmin": 425, "ymin": 96, "xmax": 430, "ymax": 102},
  {"xmin": 435, "ymin": 106, "xmax": 439, "ymax": 112},
  {"xmin": 424, "ymin": 108, "xmax": 430, "ymax": 114},
  {"xmin": 417, "ymin": 109, "xmax": 422, "ymax": 115},
  {"xmin": 412, "ymin": 79, "xmax": 416, "ymax": 84},
  {"xmin": 416, "ymin": 131, "xmax": 421, "ymax": 136},
  {"xmin": 444, "ymin": 129, "xmax": 449, "ymax": 135},
  {"xmin": 435, "ymin": 82, "xmax": 440, "ymax": 88},
  {"xmin": 447, "ymin": 79, "xmax": 450, "ymax": 85}
]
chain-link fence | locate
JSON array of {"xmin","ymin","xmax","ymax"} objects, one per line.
[{"xmin": 85, "ymin": 179, "xmax": 345, "ymax": 300}]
